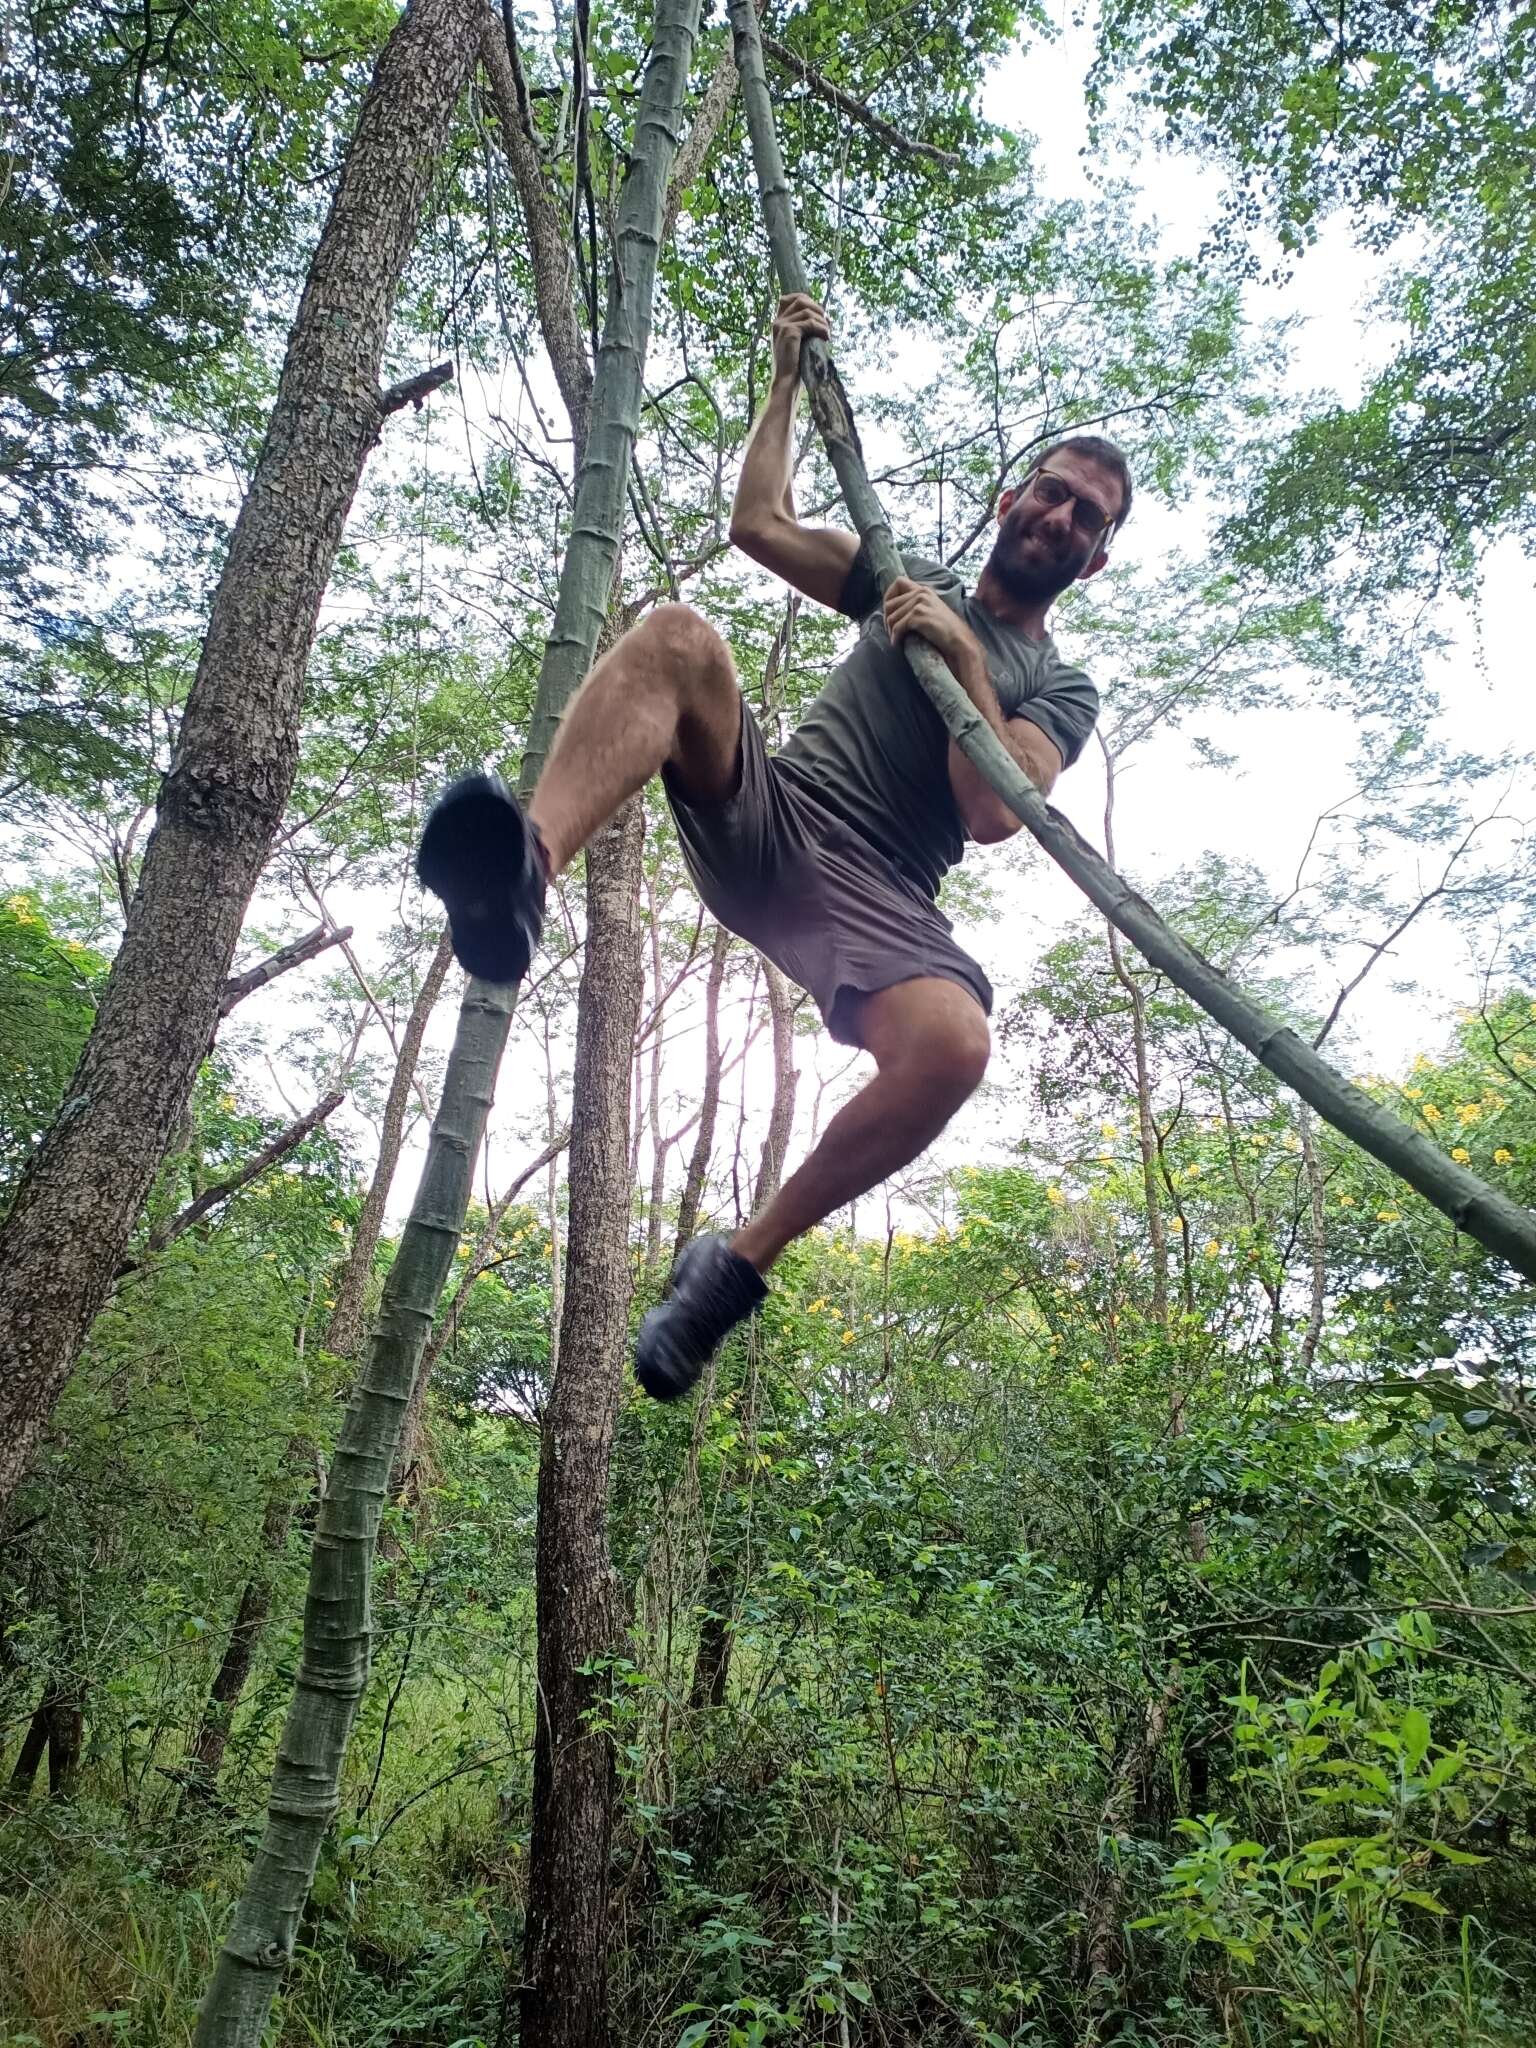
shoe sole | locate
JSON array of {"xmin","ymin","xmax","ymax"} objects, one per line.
[{"xmin": 417, "ymin": 773, "xmax": 539, "ymax": 984}]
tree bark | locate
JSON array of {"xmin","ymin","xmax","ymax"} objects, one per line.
[
  {"xmin": 516, "ymin": 800, "xmax": 646, "ymax": 2048},
  {"xmin": 197, "ymin": 0, "xmax": 700, "ymax": 2035},
  {"xmin": 392, "ymin": 1128, "xmax": 570, "ymax": 1503},
  {"xmin": 184, "ymin": 1491, "xmax": 296, "ymax": 1798},
  {"xmin": 672, "ymin": 926, "xmax": 731, "ymax": 1264},
  {"xmin": 8, "ymin": 1695, "xmax": 52, "ymax": 1796},
  {"xmin": 753, "ymin": 960, "xmax": 798, "ymax": 1208},
  {"xmin": 0, "ymin": 0, "xmax": 483, "ymax": 1518},
  {"xmin": 728, "ymin": 0, "xmax": 1536, "ymax": 1286},
  {"xmin": 325, "ymin": 929, "xmax": 456, "ymax": 1359}
]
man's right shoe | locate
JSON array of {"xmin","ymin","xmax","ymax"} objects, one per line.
[
  {"xmin": 416, "ymin": 772, "xmax": 547, "ymax": 985},
  {"xmin": 635, "ymin": 1234, "xmax": 768, "ymax": 1402}
]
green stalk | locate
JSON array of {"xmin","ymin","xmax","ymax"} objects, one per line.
[
  {"xmin": 727, "ymin": 0, "xmax": 1536, "ymax": 1284},
  {"xmin": 195, "ymin": 2, "xmax": 702, "ymax": 2039}
]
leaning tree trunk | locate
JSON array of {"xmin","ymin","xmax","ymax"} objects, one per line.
[
  {"xmin": 0, "ymin": 0, "xmax": 482, "ymax": 1517},
  {"xmin": 325, "ymin": 929, "xmax": 456, "ymax": 1360},
  {"xmin": 196, "ymin": 1, "xmax": 701, "ymax": 2037},
  {"xmin": 726, "ymin": 0, "xmax": 1536, "ymax": 1285}
]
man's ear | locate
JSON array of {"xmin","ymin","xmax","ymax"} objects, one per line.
[
  {"xmin": 996, "ymin": 486, "xmax": 1019, "ymax": 523},
  {"xmin": 1077, "ymin": 544, "xmax": 1110, "ymax": 583}
]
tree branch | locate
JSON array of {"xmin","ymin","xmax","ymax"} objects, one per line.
[
  {"xmin": 761, "ymin": 34, "xmax": 961, "ymax": 168},
  {"xmin": 219, "ymin": 924, "xmax": 353, "ymax": 1019},
  {"xmin": 377, "ymin": 360, "xmax": 455, "ymax": 417},
  {"xmin": 121, "ymin": 1091, "xmax": 346, "ymax": 1273}
]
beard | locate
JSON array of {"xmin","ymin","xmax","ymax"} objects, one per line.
[{"xmin": 983, "ymin": 514, "xmax": 1087, "ymax": 604}]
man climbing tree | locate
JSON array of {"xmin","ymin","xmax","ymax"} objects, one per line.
[{"xmin": 419, "ymin": 291, "xmax": 1131, "ymax": 1397}]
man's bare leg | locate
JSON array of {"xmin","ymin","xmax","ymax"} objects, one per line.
[
  {"xmin": 528, "ymin": 602, "xmax": 742, "ymax": 875},
  {"xmin": 731, "ymin": 976, "xmax": 990, "ymax": 1272}
]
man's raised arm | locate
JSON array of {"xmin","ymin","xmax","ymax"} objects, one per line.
[{"xmin": 729, "ymin": 293, "xmax": 860, "ymax": 611}]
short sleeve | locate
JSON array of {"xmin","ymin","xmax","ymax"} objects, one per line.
[
  {"xmin": 835, "ymin": 546, "xmax": 962, "ymax": 623},
  {"xmin": 1015, "ymin": 659, "xmax": 1100, "ymax": 770}
]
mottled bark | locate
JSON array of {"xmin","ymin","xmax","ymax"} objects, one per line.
[
  {"xmin": 325, "ymin": 929, "xmax": 456, "ymax": 1360},
  {"xmin": 7, "ymin": 1696, "xmax": 51, "ymax": 1795},
  {"xmin": 516, "ymin": 800, "xmax": 646, "ymax": 2048},
  {"xmin": 672, "ymin": 926, "xmax": 731, "ymax": 1264},
  {"xmin": 0, "ymin": 0, "xmax": 482, "ymax": 1518},
  {"xmin": 729, "ymin": 0, "xmax": 1536, "ymax": 1285}
]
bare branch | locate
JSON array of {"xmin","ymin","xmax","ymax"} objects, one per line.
[
  {"xmin": 121, "ymin": 1091, "xmax": 346, "ymax": 1273},
  {"xmin": 761, "ymin": 34, "xmax": 961, "ymax": 167},
  {"xmin": 219, "ymin": 924, "xmax": 353, "ymax": 1019},
  {"xmin": 377, "ymin": 360, "xmax": 454, "ymax": 418}
]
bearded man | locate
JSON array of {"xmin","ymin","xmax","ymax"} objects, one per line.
[{"xmin": 418, "ymin": 292, "xmax": 1131, "ymax": 1398}]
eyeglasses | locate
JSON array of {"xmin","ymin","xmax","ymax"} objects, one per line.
[{"xmin": 1029, "ymin": 468, "xmax": 1114, "ymax": 546}]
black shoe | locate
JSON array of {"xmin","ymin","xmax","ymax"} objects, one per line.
[
  {"xmin": 417, "ymin": 772, "xmax": 547, "ymax": 985},
  {"xmin": 635, "ymin": 1235, "xmax": 767, "ymax": 1402}
]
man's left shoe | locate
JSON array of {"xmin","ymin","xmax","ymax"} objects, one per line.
[{"xmin": 635, "ymin": 1234, "xmax": 767, "ymax": 1402}]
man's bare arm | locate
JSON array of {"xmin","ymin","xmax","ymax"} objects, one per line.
[
  {"xmin": 729, "ymin": 293, "xmax": 859, "ymax": 610},
  {"xmin": 947, "ymin": 717, "xmax": 1061, "ymax": 843}
]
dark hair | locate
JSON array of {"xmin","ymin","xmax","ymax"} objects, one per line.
[{"xmin": 1025, "ymin": 434, "xmax": 1133, "ymax": 537}]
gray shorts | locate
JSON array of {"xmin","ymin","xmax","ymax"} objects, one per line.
[{"xmin": 662, "ymin": 704, "xmax": 993, "ymax": 1047}]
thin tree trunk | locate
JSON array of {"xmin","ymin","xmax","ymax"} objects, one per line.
[
  {"xmin": 1297, "ymin": 1103, "xmax": 1328, "ymax": 1372},
  {"xmin": 184, "ymin": 1492, "xmax": 295, "ymax": 1798},
  {"xmin": 8, "ymin": 1695, "xmax": 52, "ymax": 1795},
  {"xmin": 0, "ymin": 0, "xmax": 480, "ymax": 1517},
  {"xmin": 197, "ymin": 0, "xmax": 700, "ymax": 2034},
  {"xmin": 393, "ymin": 1129, "xmax": 569, "ymax": 1503},
  {"xmin": 727, "ymin": 0, "xmax": 1536, "ymax": 1286},
  {"xmin": 690, "ymin": 959, "xmax": 795, "ymax": 1712},
  {"xmin": 672, "ymin": 926, "xmax": 730, "ymax": 1264},
  {"xmin": 644, "ymin": 873, "xmax": 670, "ymax": 1270},
  {"xmin": 516, "ymin": 798, "xmax": 647, "ymax": 2048},
  {"xmin": 1101, "ymin": 744, "xmax": 1168, "ymax": 1326},
  {"xmin": 45, "ymin": 1687, "xmax": 84, "ymax": 1800},
  {"xmin": 325, "ymin": 929, "xmax": 455, "ymax": 1359},
  {"xmin": 753, "ymin": 960, "xmax": 798, "ymax": 1208}
]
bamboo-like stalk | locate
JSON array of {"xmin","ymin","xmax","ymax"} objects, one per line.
[
  {"xmin": 727, "ymin": 0, "xmax": 1536, "ymax": 1284},
  {"xmin": 195, "ymin": 3, "xmax": 702, "ymax": 2039}
]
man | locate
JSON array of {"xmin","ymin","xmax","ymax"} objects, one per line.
[{"xmin": 418, "ymin": 292, "xmax": 1131, "ymax": 1400}]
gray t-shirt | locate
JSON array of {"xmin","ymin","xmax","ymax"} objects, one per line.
[{"xmin": 775, "ymin": 550, "xmax": 1099, "ymax": 900}]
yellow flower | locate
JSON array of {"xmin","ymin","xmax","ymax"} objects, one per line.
[
  {"xmin": 1065, "ymin": 1257, "xmax": 1081, "ymax": 1273},
  {"xmin": 1282, "ymin": 1133, "xmax": 1301, "ymax": 1153},
  {"xmin": 1422, "ymin": 1104, "xmax": 1442, "ymax": 1123},
  {"xmin": 1046, "ymin": 1186, "xmax": 1065, "ymax": 1206},
  {"xmin": 1097, "ymin": 1149, "xmax": 1114, "ymax": 1163},
  {"xmin": 1413, "ymin": 1054, "xmax": 1433, "ymax": 1073},
  {"xmin": 807, "ymin": 1298, "xmax": 826, "ymax": 1313},
  {"xmin": 841, "ymin": 1328, "xmax": 855, "ymax": 1345},
  {"xmin": 826, "ymin": 1304, "xmax": 842, "ymax": 1319},
  {"xmin": 1404, "ymin": 1087, "xmax": 1423, "ymax": 1100},
  {"xmin": 1338, "ymin": 1194, "xmax": 1356, "ymax": 1207},
  {"xmin": 1451, "ymin": 1146, "xmax": 1471, "ymax": 1164},
  {"xmin": 219, "ymin": 1093, "xmax": 237, "ymax": 1111},
  {"xmin": 1376, "ymin": 1209, "xmax": 1401, "ymax": 1223},
  {"xmin": 1100, "ymin": 1121, "xmax": 1117, "ymax": 1139},
  {"xmin": 1494, "ymin": 1148, "xmax": 1514, "ymax": 1165},
  {"xmin": 1204, "ymin": 1239, "xmax": 1221, "ymax": 1257},
  {"xmin": 1456, "ymin": 1102, "xmax": 1483, "ymax": 1125},
  {"xmin": 1514, "ymin": 1050, "xmax": 1533, "ymax": 1070},
  {"xmin": 1184, "ymin": 1162, "xmax": 1202, "ymax": 1179}
]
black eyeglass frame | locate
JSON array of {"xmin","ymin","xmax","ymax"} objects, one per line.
[{"xmin": 1025, "ymin": 466, "xmax": 1116, "ymax": 549}]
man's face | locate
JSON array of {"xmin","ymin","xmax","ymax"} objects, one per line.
[{"xmin": 984, "ymin": 451, "xmax": 1123, "ymax": 605}]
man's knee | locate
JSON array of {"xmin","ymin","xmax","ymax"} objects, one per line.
[
  {"xmin": 636, "ymin": 602, "xmax": 733, "ymax": 706},
  {"xmin": 879, "ymin": 991, "xmax": 990, "ymax": 1110}
]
